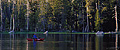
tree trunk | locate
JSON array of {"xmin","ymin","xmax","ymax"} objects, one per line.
[
  {"xmin": 26, "ymin": 0, "xmax": 29, "ymax": 31},
  {"xmin": 13, "ymin": 15, "xmax": 15, "ymax": 31},
  {"xmin": 75, "ymin": 13, "xmax": 78, "ymax": 31},
  {"xmin": 8, "ymin": 0, "xmax": 12, "ymax": 31},
  {"xmin": 82, "ymin": 0, "xmax": 84, "ymax": 32},
  {"xmin": 86, "ymin": 6, "xmax": 89, "ymax": 32},
  {"xmin": 43, "ymin": 16, "xmax": 45, "ymax": 31},
  {"xmin": 115, "ymin": 5, "xmax": 118, "ymax": 32},
  {"xmin": 10, "ymin": 16, "xmax": 12, "ymax": 31},
  {"xmin": 12, "ymin": 0, "xmax": 15, "ymax": 31},
  {"xmin": 0, "ymin": 0, "xmax": 2, "ymax": 31}
]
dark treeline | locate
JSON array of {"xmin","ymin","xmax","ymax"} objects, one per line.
[{"xmin": 0, "ymin": 0, "xmax": 120, "ymax": 32}]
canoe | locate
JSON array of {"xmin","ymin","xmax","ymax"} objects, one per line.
[{"xmin": 27, "ymin": 38, "xmax": 44, "ymax": 41}]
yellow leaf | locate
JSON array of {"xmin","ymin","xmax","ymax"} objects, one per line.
[{"xmin": 101, "ymin": 7, "xmax": 107, "ymax": 12}]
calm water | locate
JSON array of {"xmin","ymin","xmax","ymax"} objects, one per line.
[{"xmin": 0, "ymin": 33, "xmax": 120, "ymax": 50}]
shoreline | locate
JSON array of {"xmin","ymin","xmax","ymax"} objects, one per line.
[{"xmin": 0, "ymin": 31, "xmax": 117, "ymax": 34}]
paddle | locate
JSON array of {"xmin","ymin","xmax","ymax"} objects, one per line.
[
  {"xmin": 27, "ymin": 31, "xmax": 48, "ymax": 41},
  {"xmin": 43, "ymin": 31, "xmax": 48, "ymax": 37},
  {"xmin": 37, "ymin": 31, "xmax": 48, "ymax": 40},
  {"xmin": 43, "ymin": 31, "xmax": 48, "ymax": 34}
]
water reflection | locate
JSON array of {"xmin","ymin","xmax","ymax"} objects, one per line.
[
  {"xmin": 115, "ymin": 34, "xmax": 118, "ymax": 50},
  {"xmin": 0, "ymin": 33, "xmax": 119, "ymax": 50},
  {"xmin": 10, "ymin": 33, "xmax": 15, "ymax": 50},
  {"xmin": 10, "ymin": 33, "xmax": 11, "ymax": 50},
  {"xmin": 26, "ymin": 40, "xmax": 28, "ymax": 50},
  {"xmin": 33, "ymin": 41, "xmax": 36, "ymax": 50},
  {"xmin": 86, "ymin": 34, "xmax": 89, "ymax": 50},
  {"xmin": 0, "ymin": 33, "xmax": 2, "ymax": 50},
  {"xmin": 95, "ymin": 34, "xmax": 103, "ymax": 50}
]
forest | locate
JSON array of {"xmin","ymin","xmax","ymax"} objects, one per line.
[{"xmin": 0, "ymin": 0, "xmax": 120, "ymax": 32}]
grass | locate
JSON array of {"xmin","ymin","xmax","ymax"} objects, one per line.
[{"xmin": 0, "ymin": 31, "xmax": 117, "ymax": 34}]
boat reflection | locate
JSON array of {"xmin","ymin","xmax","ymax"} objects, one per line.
[{"xmin": 33, "ymin": 41, "xmax": 36, "ymax": 50}]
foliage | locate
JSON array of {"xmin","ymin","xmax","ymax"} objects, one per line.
[
  {"xmin": 0, "ymin": 0, "xmax": 120, "ymax": 32},
  {"xmin": 29, "ymin": 1, "xmax": 39, "ymax": 31},
  {"xmin": 94, "ymin": 9, "xmax": 100, "ymax": 31},
  {"xmin": 18, "ymin": 5, "xmax": 26, "ymax": 30}
]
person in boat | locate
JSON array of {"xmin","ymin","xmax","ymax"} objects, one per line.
[{"xmin": 33, "ymin": 33, "xmax": 38, "ymax": 39}]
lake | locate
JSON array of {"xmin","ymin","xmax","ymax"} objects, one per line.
[{"xmin": 0, "ymin": 33, "xmax": 119, "ymax": 50}]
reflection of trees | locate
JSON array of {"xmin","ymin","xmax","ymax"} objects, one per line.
[
  {"xmin": 76, "ymin": 34, "xmax": 96, "ymax": 50},
  {"xmin": 48, "ymin": 34, "xmax": 99, "ymax": 50},
  {"xmin": 10, "ymin": 34, "xmax": 28, "ymax": 50},
  {"xmin": 73, "ymin": 34, "xmax": 77, "ymax": 50},
  {"xmin": 26, "ymin": 41, "xmax": 28, "ymax": 50},
  {"xmin": 115, "ymin": 34, "xmax": 118, "ymax": 50},
  {"xmin": 0, "ymin": 33, "xmax": 2, "ymax": 50},
  {"xmin": 95, "ymin": 35, "xmax": 103, "ymax": 50},
  {"xmin": 0, "ymin": 34, "xmax": 118, "ymax": 50}
]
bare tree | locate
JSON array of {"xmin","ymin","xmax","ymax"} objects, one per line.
[
  {"xmin": 26, "ymin": 0, "xmax": 29, "ymax": 31},
  {"xmin": 85, "ymin": 6, "xmax": 89, "ymax": 32},
  {"xmin": 85, "ymin": 0, "xmax": 90, "ymax": 32},
  {"xmin": 12, "ymin": 0, "xmax": 16, "ymax": 31},
  {"xmin": 115, "ymin": 1, "xmax": 118, "ymax": 32}
]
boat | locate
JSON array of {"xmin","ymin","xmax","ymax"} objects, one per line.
[
  {"xmin": 27, "ymin": 38, "xmax": 45, "ymax": 41},
  {"xmin": 27, "ymin": 31, "xmax": 48, "ymax": 41}
]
